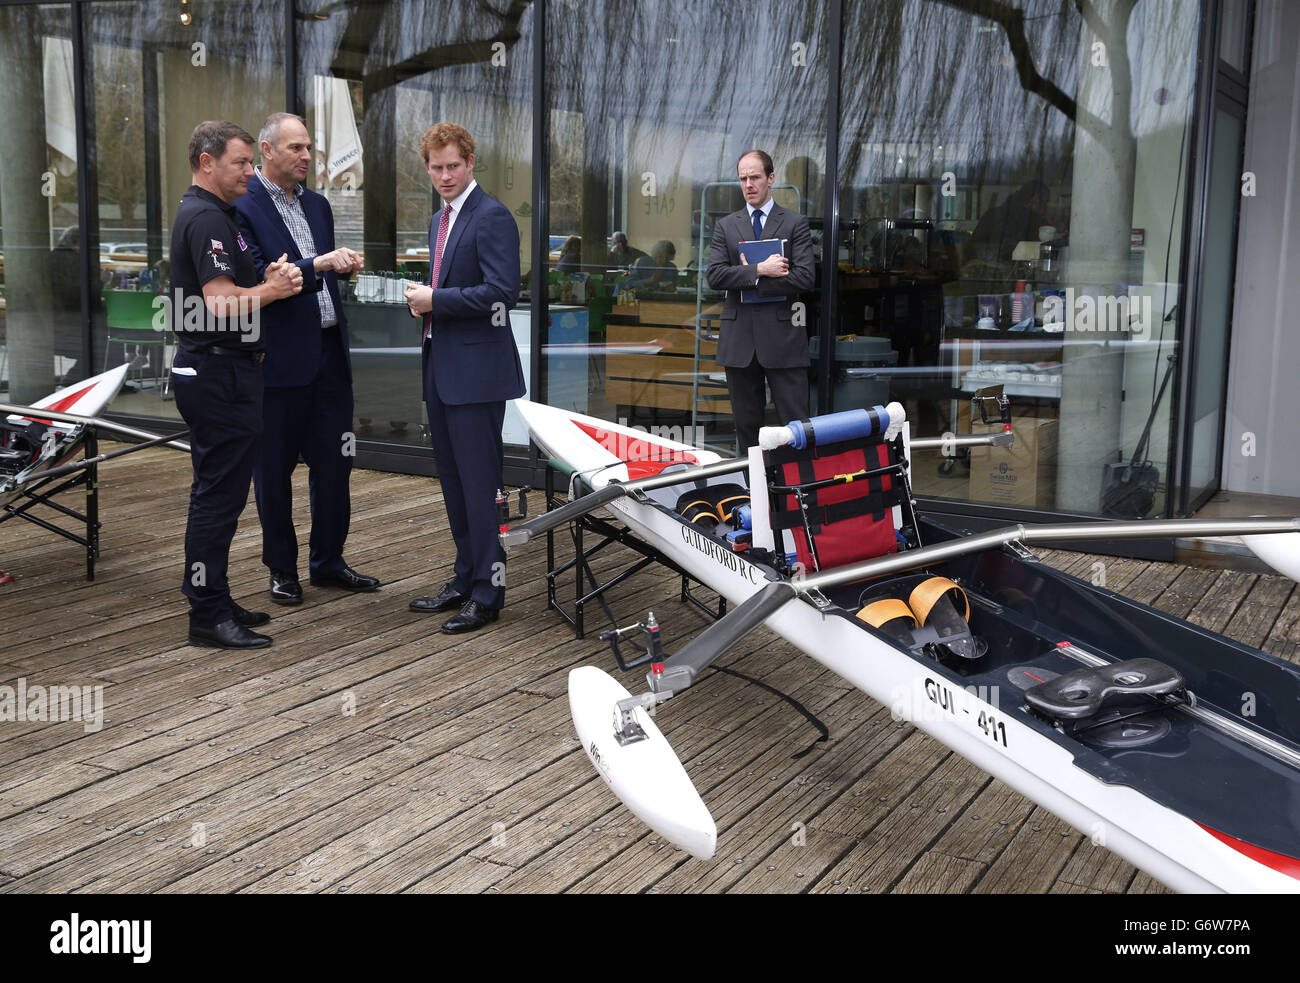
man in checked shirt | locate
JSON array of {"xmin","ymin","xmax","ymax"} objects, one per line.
[{"xmin": 234, "ymin": 112, "xmax": 380, "ymax": 607}]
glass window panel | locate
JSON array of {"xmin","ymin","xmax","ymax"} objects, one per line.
[
  {"xmin": 545, "ymin": 0, "xmax": 828, "ymax": 456},
  {"xmin": 1218, "ymin": 0, "xmax": 1250, "ymax": 73},
  {"xmin": 87, "ymin": 0, "xmax": 287, "ymax": 418},
  {"xmin": 298, "ymin": 0, "xmax": 534, "ymax": 448},
  {"xmin": 0, "ymin": 5, "xmax": 78, "ymax": 406},
  {"xmin": 839, "ymin": 0, "xmax": 1199, "ymax": 518},
  {"xmin": 1186, "ymin": 106, "xmax": 1242, "ymax": 502}
]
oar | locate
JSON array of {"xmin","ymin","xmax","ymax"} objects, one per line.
[
  {"xmin": 9, "ymin": 428, "xmax": 191, "ymax": 488},
  {"xmin": 0, "ymin": 402, "xmax": 191, "ymax": 452}
]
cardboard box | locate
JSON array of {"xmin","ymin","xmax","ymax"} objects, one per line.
[{"xmin": 968, "ymin": 416, "xmax": 1058, "ymax": 508}]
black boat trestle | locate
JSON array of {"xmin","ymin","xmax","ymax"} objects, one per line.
[
  {"xmin": 6, "ymin": 428, "xmax": 191, "ymax": 489},
  {"xmin": 0, "ymin": 402, "xmax": 191, "ymax": 452}
]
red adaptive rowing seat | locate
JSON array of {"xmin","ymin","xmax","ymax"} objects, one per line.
[{"xmin": 762, "ymin": 406, "xmax": 912, "ymax": 573}]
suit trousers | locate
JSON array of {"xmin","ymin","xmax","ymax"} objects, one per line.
[
  {"xmin": 724, "ymin": 356, "xmax": 810, "ymax": 455},
  {"xmin": 422, "ymin": 345, "xmax": 508, "ymax": 608},
  {"xmin": 254, "ymin": 326, "xmax": 354, "ymax": 577},
  {"xmin": 172, "ymin": 348, "xmax": 263, "ymax": 628}
]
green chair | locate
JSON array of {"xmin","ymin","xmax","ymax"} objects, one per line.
[{"xmin": 104, "ymin": 289, "xmax": 172, "ymax": 396}]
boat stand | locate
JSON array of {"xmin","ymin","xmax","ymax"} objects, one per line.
[
  {"xmin": 542, "ymin": 464, "xmax": 725, "ymax": 640},
  {"xmin": 0, "ymin": 430, "xmax": 100, "ymax": 581}
]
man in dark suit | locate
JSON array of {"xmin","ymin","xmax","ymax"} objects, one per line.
[
  {"xmin": 706, "ymin": 149, "xmax": 815, "ymax": 454},
  {"xmin": 403, "ymin": 123, "xmax": 524, "ymax": 634},
  {"xmin": 233, "ymin": 112, "xmax": 379, "ymax": 606}
]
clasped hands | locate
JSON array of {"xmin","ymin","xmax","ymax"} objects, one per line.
[{"xmin": 263, "ymin": 253, "xmax": 303, "ymax": 300}]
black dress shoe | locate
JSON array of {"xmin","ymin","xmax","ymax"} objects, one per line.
[
  {"xmin": 310, "ymin": 565, "xmax": 381, "ymax": 592},
  {"xmin": 441, "ymin": 599, "xmax": 500, "ymax": 634},
  {"xmin": 188, "ymin": 619, "xmax": 272, "ymax": 649},
  {"xmin": 232, "ymin": 602, "xmax": 270, "ymax": 628},
  {"xmin": 270, "ymin": 570, "xmax": 302, "ymax": 606},
  {"xmin": 409, "ymin": 582, "xmax": 467, "ymax": 613}
]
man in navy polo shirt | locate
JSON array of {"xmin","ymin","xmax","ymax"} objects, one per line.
[{"xmin": 169, "ymin": 120, "xmax": 302, "ymax": 648}]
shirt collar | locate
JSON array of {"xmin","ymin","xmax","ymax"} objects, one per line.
[
  {"xmin": 255, "ymin": 166, "xmax": 304, "ymax": 203},
  {"xmin": 442, "ymin": 179, "xmax": 478, "ymax": 214},
  {"xmin": 188, "ymin": 184, "xmax": 236, "ymax": 215},
  {"xmin": 746, "ymin": 198, "xmax": 774, "ymax": 221}
]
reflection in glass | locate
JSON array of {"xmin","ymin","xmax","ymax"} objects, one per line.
[
  {"xmin": 837, "ymin": 0, "xmax": 1197, "ymax": 518},
  {"xmin": 546, "ymin": 0, "xmax": 829, "ymax": 455},
  {"xmin": 298, "ymin": 0, "xmax": 533, "ymax": 448},
  {"xmin": 0, "ymin": 5, "xmax": 78, "ymax": 405},
  {"xmin": 87, "ymin": 0, "xmax": 288, "ymax": 419}
]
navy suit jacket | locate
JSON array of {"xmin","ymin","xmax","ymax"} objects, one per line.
[
  {"xmin": 425, "ymin": 184, "xmax": 525, "ymax": 406},
  {"xmin": 233, "ymin": 177, "xmax": 353, "ymax": 388}
]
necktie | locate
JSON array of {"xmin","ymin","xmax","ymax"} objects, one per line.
[
  {"xmin": 424, "ymin": 204, "xmax": 453, "ymax": 342},
  {"xmin": 751, "ymin": 208, "xmax": 763, "ymax": 240}
]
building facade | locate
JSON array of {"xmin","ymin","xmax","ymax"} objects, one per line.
[{"xmin": 0, "ymin": 0, "xmax": 1292, "ymax": 547}]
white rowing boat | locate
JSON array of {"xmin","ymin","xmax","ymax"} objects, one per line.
[
  {"xmin": 1, "ymin": 365, "xmax": 130, "ymax": 508},
  {"xmin": 507, "ymin": 397, "xmax": 1300, "ymax": 893}
]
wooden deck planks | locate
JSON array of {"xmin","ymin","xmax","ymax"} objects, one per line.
[{"xmin": 0, "ymin": 445, "xmax": 1294, "ymax": 893}]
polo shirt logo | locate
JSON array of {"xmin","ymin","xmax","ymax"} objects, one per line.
[
  {"xmin": 210, "ymin": 239, "xmax": 224, "ymax": 251},
  {"xmin": 236, "ymin": 234, "xmax": 248, "ymax": 251}
]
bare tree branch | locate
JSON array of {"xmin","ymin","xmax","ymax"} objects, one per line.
[
  {"xmin": 931, "ymin": 0, "xmax": 1108, "ymax": 141},
  {"xmin": 361, "ymin": 0, "xmax": 531, "ymax": 91},
  {"xmin": 1072, "ymin": 0, "xmax": 1108, "ymax": 40}
]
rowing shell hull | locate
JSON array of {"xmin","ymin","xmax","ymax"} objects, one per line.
[
  {"xmin": 514, "ymin": 399, "xmax": 1300, "ymax": 893},
  {"xmin": 2, "ymin": 364, "xmax": 131, "ymax": 508},
  {"xmin": 1242, "ymin": 529, "xmax": 1300, "ymax": 583},
  {"xmin": 515, "ymin": 399, "xmax": 723, "ymax": 487},
  {"xmin": 7, "ymin": 363, "xmax": 129, "ymax": 432}
]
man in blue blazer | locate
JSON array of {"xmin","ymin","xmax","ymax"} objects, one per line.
[
  {"xmin": 404, "ymin": 122, "xmax": 524, "ymax": 634},
  {"xmin": 234, "ymin": 112, "xmax": 379, "ymax": 606}
]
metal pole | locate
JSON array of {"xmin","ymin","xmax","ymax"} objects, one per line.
[
  {"xmin": 910, "ymin": 433, "xmax": 1013, "ymax": 451},
  {"xmin": 800, "ymin": 516, "xmax": 1300, "ymax": 593},
  {"xmin": 11, "ymin": 427, "xmax": 192, "ymax": 487},
  {"xmin": 0, "ymin": 403, "xmax": 191, "ymax": 451}
]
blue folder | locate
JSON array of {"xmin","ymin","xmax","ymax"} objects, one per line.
[{"xmin": 738, "ymin": 239, "xmax": 788, "ymax": 304}]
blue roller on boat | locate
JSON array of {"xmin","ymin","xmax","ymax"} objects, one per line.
[{"xmin": 786, "ymin": 405, "xmax": 896, "ymax": 449}]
